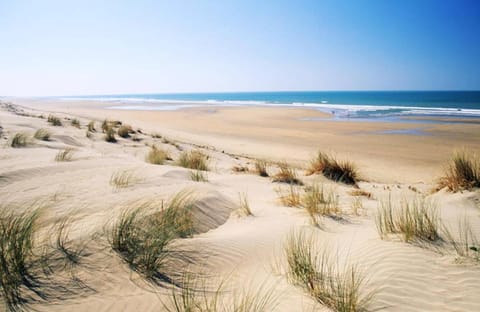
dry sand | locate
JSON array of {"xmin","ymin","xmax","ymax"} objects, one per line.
[{"xmin": 0, "ymin": 99, "xmax": 479, "ymax": 311}]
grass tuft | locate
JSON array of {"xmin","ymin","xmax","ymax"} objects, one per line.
[
  {"xmin": 255, "ymin": 159, "xmax": 269, "ymax": 177},
  {"xmin": 117, "ymin": 125, "xmax": 133, "ymax": 138},
  {"xmin": 437, "ymin": 150, "xmax": 480, "ymax": 192},
  {"xmin": 105, "ymin": 127, "xmax": 117, "ymax": 143},
  {"xmin": 10, "ymin": 133, "xmax": 29, "ymax": 148},
  {"xmin": 238, "ymin": 193, "xmax": 253, "ymax": 216},
  {"xmin": 177, "ymin": 150, "xmax": 209, "ymax": 171},
  {"xmin": 307, "ymin": 151, "xmax": 358, "ymax": 185},
  {"xmin": 34, "ymin": 128, "xmax": 51, "ymax": 141},
  {"xmin": 71, "ymin": 119, "xmax": 81, "ymax": 128},
  {"xmin": 272, "ymin": 162, "xmax": 303, "ymax": 185},
  {"xmin": 276, "ymin": 185, "xmax": 302, "ymax": 207},
  {"xmin": 284, "ymin": 231, "xmax": 375, "ymax": 312},
  {"xmin": 110, "ymin": 170, "xmax": 139, "ymax": 189},
  {"xmin": 375, "ymin": 196, "xmax": 440, "ymax": 243},
  {"xmin": 442, "ymin": 217, "xmax": 479, "ymax": 261},
  {"xmin": 55, "ymin": 148, "xmax": 74, "ymax": 162},
  {"xmin": 302, "ymin": 184, "xmax": 339, "ymax": 226},
  {"xmin": 189, "ymin": 170, "xmax": 208, "ymax": 182},
  {"xmin": 146, "ymin": 145, "xmax": 171, "ymax": 165},
  {"xmin": 87, "ymin": 121, "xmax": 96, "ymax": 132},
  {"xmin": 47, "ymin": 115, "xmax": 62, "ymax": 126}
]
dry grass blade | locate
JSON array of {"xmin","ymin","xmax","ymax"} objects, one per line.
[
  {"xmin": 34, "ymin": 128, "xmax": 51, "ymax": 141},
  {"xmin": 437, "ymin": 150, "xmax": 480, "ymax": 192},
  {"xmin": 177, "ymin": 150, "xmax": 209, "ymax": 171},
  {"xmin": 55, "ymin": 148, "xmax": 74, "ymax": 162},
  {"xmin": 146, "ymin": 145, "xmax": 171, "ymax": 165},
  {"xmin": 307, "ymin": 151, "xmax": 358, "ymax": 185},
  {"xmin": 272, "ymin": 162, "xmax": 303, "ymax": 185},
  {"xmin": 10, "ymin": 133, "xmax": 29, "ymax": 148}
]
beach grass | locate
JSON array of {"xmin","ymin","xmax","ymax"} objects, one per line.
[
  {"xmin": 442, "ymin": 217, "xmax": 479, "ymax": 261},
  {"xmin": 375, "ymin": 196, "xmax": 440, "ymax": 243},
  {"xmin": 276, "ymin": 185, "xmax": 302, "ymax": 207},
  {"xmin": 284, "ymin": 231, "xmax": 375, "ymax": 312},
  {"xmin": 177, "ymin": 150, "xmax": 209, "ymax": 171},
  {"xmin": 238, "ymin": 193, "xmax": 253, "ymax": 216},
  {"xmin": 110, "ymin": 170, "xmax": 138, "ymax": 189},
  {"xmin": 307, "ymin": 151, "xmax": 358, "ymax": 185},
  {"xmin": 272, "ymin": 162, "xmax": 303, "ymax": 185},
  {"xmin": 34, "ymin": 128, "xmax": 51, "ymax": 141},
  {"xmin": 254, "ymin": 159, "xmax": 269, "ymax": 177},
  {"xmin": 437, "ymin": 150, "xmax": 480, "ymax": 192},
  {"xmin": 10, "ymin": 132, "xmax": 29, "ymax": 148},
  {"xmin": 47, "ymin": 115, "xmax": 62, "ymax": 126},
  {"xmin": 117, "ymin": 125, "xmax": 133, "ymax": 138},
  {"xmin": 55, "ymin": 148, "xmax": 74, "ymax": 162},
  {"xmin": 146, "ymin": 145, "xmax": 171, "ymax": 165},
  {"xmin": 71, "ymin": 118, "xmax": 81, "ymax": 128},
  {"xmin": 189, "ymin": 170, "xmax": 208, "ymax": 182},
  {"xmin": 302, "ymin": 184, "xmax": 339, "ymax": 225},
  {"xmin": 87, "ymin": 121, "xmax": 96, "ymax": 132},
  {"xmin": 105, "ymin": 127, "xmax": 117, "ymax": 143}
]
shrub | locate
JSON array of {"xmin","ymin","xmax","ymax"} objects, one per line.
[
  {"xmin": 307, "ymin": 151, "xmax": 358, "ymax": 185},
  {"xmin": 375, "ymin": 196, "xmax": 440, "ymax": 243},
  {"xmin": 71, "ymin": 118, "xmax": 81, "ymax": 128},
  {"xmin": 55, "ymin": 148, "xmax": 74, "ymax": 162},
  {"xmin": 437, "ymin": 150, "xmax": 480, "ymax": 192},
  {"xmin": 34, "ymin": 128, "xmax": 51, "ymax": 141},
  {"xmin": 272, "ymin": 162, "xmax": 303, "ymax": 185},
  {"xmin": 255, "ymin": 159, "xmax": 269, "ymax": 177},
  {"xmin": 10, "ymin": 133, "xmax": 29, "ymax": 147},
  {"xmin": 284, "ymin": 231, "xmax": 375, "ymax": 312},
  {"xmin": 117, "ymin": 125, "xmax": 133, "ymax": 138},
  {"xmin": 105, "ymin": 127, "xmax": 117, "ymax": 143},
  {"xmin": 47, "ymin": 115, "xmax": 62, "ymax": 126},
  {"xmin": 146, "ymin": 145, "xmax": 171, "ymax": 165},
  {"xmin": 177, "ymin": 150, "xmax": 209, "ymax": 171}
]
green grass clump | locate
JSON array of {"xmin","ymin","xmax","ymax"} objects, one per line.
[
  {"xmin": 438, "ymin": 150, "xmax": 480, "ymax": 192},
  {"xmin": 10, "ymin": 133, "xmax": 29, "ymax": 147},
  {"xmin": 375, "ymin": 196, "xmax": 440, "ymax": 243},
  {"xmin": 34, "ymin": 128, "xmax": 51, "ymax": 141},
  {"xmin": 71, "ymin": 119, "xmax": 81, "ymax": 128},
  {"xmin": 117, "ymin": 125, "xmax": 133, "ymax": 138},
  {"xmin": 109, "ymin": 192, "xmax": 195, "ymax": 279},
  {"xmin": 307, "ymin": 151, "xmax": 358, "ymax": 185},
  {"xmin": 272, "ymin": 162, "xmax": 303, "ymax": 185},
  {"xmin": 55, "ymin": 148, "xmax": 74, "ymax": 162},
  {"xmin": 105, "ymin": 127, "xmax": 117, "ymax": 143},
  {"xmin": 255, "ymin": 159, "xmax": 269, "ymax": 177},
  {"xmin": 284, "ymin": 231, "xmax": 375, "ymax": 312},
  {"xmin": 190, "ymin": 170, "xmax": 208, "ymax": 182},
  {"xmin": 177, "ymin": 150, "xmax": 209, "ymax": 171},
  {"xmin": 146, "ymin": 145, "xmax": 171, "ymax": 165},
  {"xmin": 47, "ymin": 115, "xmax": 62, "ymax": 126},
  {"xmin": 302, "ymin": 184, "xmax": 339, "ymax": 226}
]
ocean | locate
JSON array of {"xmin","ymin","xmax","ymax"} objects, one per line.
[{"xmin": 62, "ymin": 91, "xmax": 480, "ymax": 120}]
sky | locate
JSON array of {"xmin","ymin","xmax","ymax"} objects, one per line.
[{"xmin": 0, "ymin": 0, "xmax": 479, "ymax": 96}]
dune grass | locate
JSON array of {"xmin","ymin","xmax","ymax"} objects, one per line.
[
  {"xmin": 276, "ymin": 185, "xmax": 302, "ymax": 207},
  {"xmin": 110, "ymin": 170, "xmax": 139, "ymax": 189},
  {"xmin": 302, "ymin": 184, "xmax": 339, "ymax": 226},
  {"xmin": 52, "ymin": 217, "xmax": 85, "ymax": 266},
  {"xmin": 442, "ymin": 217, "xmax": 479, "ymax": 261},
  {"xmin": 0, "ymin": 207, "xmax": 40, "ymax": 309},
  {"xmin": 109, "ymin": 191, "xmax": 195, "ymax": 279},
  {"xmin": 70, "ymin": 119, "xmax": 81, "ymax": 128},
  {"xmin": 307, "ymin": 151, "xmax": 358, "ymax": 185},
  {"xmin": 189, "ymin": 170, "xmax": 208, "ymax": 182},
  {"xmin": 351, "ymin": 197, "xmax": 363, "ymax": 216},
  {"xmin": 47, "ymin": 115, "xmax": 62, "ymax": 126},
  {"xmin": 34, "ymin": 128, "xmax": 51, "ymax": 141},
  {"xmin": 117, "ymin": 125, "xmax": 133, "ymax": 138},
  {"xmin": 232, "ymin": 165, "xmax": 249, "ymax": 173},
  {"xmin": 55, "ymin": 148, "xmax": 74, "ymax": 162},
  {"xmin": 272, "ymin": 162, "xmax": 303, "ymax": 185},
  {"xmin": 238, "ymin": 193, "xmax": 253, "ymax": 217},
  {"xmin": 375, "ymin": 196, "xmax": 440, "ymax": 243},
  {"xmin": 177, "ymin": 150, "xmax": 209, "ymax": 171},
  {"xmin": 146, "ymin": 145, "xmax": 171, "ymax": 165},
  {"xmin": 87, "ymin": 121, "xmax": 96, "ymax": 132},
  {"xmin": 10, "ymin": 132, "xmax": 29, "ymax": 148},
  {"xmin": 284, "ymin": 231, "xmax": 375, "ymax": 312},
  {"xmin": 105, "ymin": 126, "xmax": 117, "ymax": 143},
  {"xmin": 254, "ymin": 159, "xmax": 269, "ymax": 177},
  {"xmin": 437, "ymin": 150, "xmax": 480, "ymax": 192},
  {"xmin": 348, "ymin": 189, "xmax": 373, "ymax": 199}
]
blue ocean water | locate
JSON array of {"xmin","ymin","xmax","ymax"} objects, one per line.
[{"xmin": 63, "ymin": 91, "xmax": 480, "ymax": 119}]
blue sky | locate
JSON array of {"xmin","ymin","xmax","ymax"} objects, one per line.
[{"xmin": 0, "ymin": 0, "xmax": 479, "ymax": 96}]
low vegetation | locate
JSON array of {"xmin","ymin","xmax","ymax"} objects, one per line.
[
  {"xmin": 47, "ymin": 115, "xmax": 62, "ymax": 126},
  {"xmin": 437, "ymin": 150, "xmax": 480, "ymax": 192},
  {"xmin": 87, "ymin": 121, "xmax": 96, "ymax": 132},
  {"xmin": 307, "ymin": 151, "xmax": 358, "ymax": 185},
  {"xmin": 238, "ymin": 193, "xmax": 253, "ymax": 216},
  {"xmin": 442, "ymin": 217, "xmax": 479, "ymax": 262},
  {"xmin": 105, "ymin": 127, "xmax": 117, "ymax": 143},
  {"xmin": 146, "ymin": 145, "xmax": 171, "ymax": 165},
  {"xmin": 303, "ymin": 184, "xmax": 339, "ymax": 226},
  {"xmin": 348, "ymin": 189, "xmax": 373, "ymax": 199},
  {"xmin": 55, "ymin": 148, "xmax": 74, "ymax": 162},
  {"xmin": 272, "ymin": 162, "xmax": 303, "ymax": 185},
  {"xmin": 109, "ymin": 192, "xmax": 195, "ymax": 279},
  {"xmin": 276, "ymin": 185, "xmax": 302, "ymax": 207},
  {"xmin": 255, "ymin": 159, "xmax": 269, "ymax": 177},
  {"xmin": 34, "ymin": 128, "xmax": 51, "ymax": 141},
  {"xmin": 10, "ymin": 132, "xmax": 29, "ymax": 147},
  {"xmin": 117, "ymin": 125, "xmax": 133, "ymax": 138},
  {"xmin": 284, "ymin": 231, "xmax": 375, "ymax": 312},
  {"xmin": 71, "ymin": 118, "xmax": 81, "ymax": 128},
  {"xmin": 190, "ymin": 170, "xmax": 208, "ymax": 182},
  {"xmin": 110, "ymin": 170, "xmax": 139, "ymax": 189},
  {"xmin": 177, "ymin": 150, "xmax": 209, "ymax": 171},
  {"xmin": 375, "ymin": 196, "xmax": 440, "ymax": 243}
]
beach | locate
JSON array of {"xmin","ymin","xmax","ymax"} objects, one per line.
[{"xmin": 1, "ymin": 98, "xmax": 480, "ymax": 311}]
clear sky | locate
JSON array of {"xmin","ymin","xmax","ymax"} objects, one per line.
[{"xmin": 0, "ymin": 0, "xmax": 479, "ymax": 96}]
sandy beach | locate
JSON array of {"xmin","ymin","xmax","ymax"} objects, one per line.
[{"xmin": 0, "ymin": 98, "xmax": 479, "ymax": 311}]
